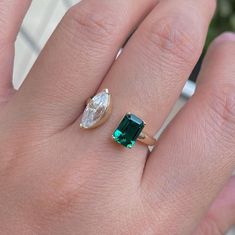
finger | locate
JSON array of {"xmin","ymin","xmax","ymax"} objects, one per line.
[
  {"xmin": 194, "ymin": 176, "xmax": 235, "ymax": 235},
  {"xmin": 9, "ymin": 0, "xmax": 157, "ymax": 131},
  {"xmin": 0, "ymin": 0, "xmax": 31, "ymax": 97},
  {"xmin": 77, "ymin": 0, "xmax": 215, "ymax": 155},
  {"xmin": 142, "ymin": 32, "xmax": 235, "ymax": 235}
]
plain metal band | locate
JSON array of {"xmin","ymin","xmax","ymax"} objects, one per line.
[{"xmin": 138, "ymin": 132, "xmax": 157, "ymax": 146}]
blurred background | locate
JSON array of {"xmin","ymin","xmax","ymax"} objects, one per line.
[
  {"xmin": 190, "ymin": 0, "xmax": 235, "ymax": 82},
  {"xmin": 14, "ymin": 0, "xmax": 235, "ymax": 234},
  {"xmin": 207, "ymin": 0, "xmax": 235, "ymax": 49}
]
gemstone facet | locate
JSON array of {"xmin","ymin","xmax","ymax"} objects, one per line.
[
  {"xmin": 80, "ymin": 90, "xmax": 111, "ymax": 129},
  {"xmin": 112, "ymin": 113, "xmax": 145, "ymax": 148}
]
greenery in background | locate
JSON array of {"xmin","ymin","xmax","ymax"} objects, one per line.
[
  {"xmin": 206, "ymin": 0, "xmax": 235, "ymax": 48},
  {"xmin": 190, "ymin": 0, "xmax": 235, "ymax": 81}
]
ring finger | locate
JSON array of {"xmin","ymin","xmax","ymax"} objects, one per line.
[{"xmin": 75, "ymin": 0, "xmax": 216, "ymax": 163}]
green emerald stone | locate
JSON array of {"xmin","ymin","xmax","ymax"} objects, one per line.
[{"xmin": 112, "ymin": 113, "xmax": 145, "ymax": 149}]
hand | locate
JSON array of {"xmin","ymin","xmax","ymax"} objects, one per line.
[{"xmin": 0, "ymin": 0, "xmax": 235, "ymax": 234}]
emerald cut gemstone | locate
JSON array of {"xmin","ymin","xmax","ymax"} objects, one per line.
[{"xmin": 112, "ymin": 113, "xmax": 145, "ymax": 148}]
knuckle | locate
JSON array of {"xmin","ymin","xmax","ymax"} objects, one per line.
[
  {"xmin": 63, "ymin": 3, "xmax": 118, "ymax": 44},
  {"xmin": 143, "ymin": 15, "xmax": 201, "ymax": 63},
  {"xmin": 206, "ymin": 85, "xmax": 235, "ymax": 140}
]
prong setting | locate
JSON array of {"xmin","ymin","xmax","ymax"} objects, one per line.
[
  {"xmin": 112, "ymin": 113, "xmax": 145, "ymax": 148},
  {"xmin": 80, "ymin": 89, "xmax": 112, "ymax": 129},
  {"xmin": 104, "ymin": 88, "xmax": 109, "ymax": 94},
  {"xmin": 86, "ymin": 98, "xmax": 92, "ymax": 105}
]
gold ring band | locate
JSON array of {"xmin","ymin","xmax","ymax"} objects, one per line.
[{"xmin": 138, "ymin": 131, "xmax": 157, "ymax": 147}]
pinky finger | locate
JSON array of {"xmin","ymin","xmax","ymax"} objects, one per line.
[{"xmin": 141, "ymin": 32, "xmax": 235, "ymax": 235}]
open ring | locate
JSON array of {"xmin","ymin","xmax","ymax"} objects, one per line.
[{"xmin": 80, "ymin": 89, "xmax": 157, "ymax": 149}]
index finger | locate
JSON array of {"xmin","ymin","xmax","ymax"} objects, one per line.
[{"xmin": 0, "ymin": 0, "xmax": 31, "ymax": 96}]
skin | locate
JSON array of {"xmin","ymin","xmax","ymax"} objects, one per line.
[{"xmin": 0, "ymin": 0, "xmax": 235, "ymax": 234}]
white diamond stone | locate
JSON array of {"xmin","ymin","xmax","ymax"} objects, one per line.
[{"xmin": 80, "ymin": 90, "xmax": 110, "ymax": 129}]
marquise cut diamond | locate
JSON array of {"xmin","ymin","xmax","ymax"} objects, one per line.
[{"xmin": 80, "ymin": 90, "xmax": 110, "ymax": 129}]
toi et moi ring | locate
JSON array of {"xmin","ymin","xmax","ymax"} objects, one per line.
[{"xmin": 80, "ymin": 89, "xmax": 157, "ymax": 149}]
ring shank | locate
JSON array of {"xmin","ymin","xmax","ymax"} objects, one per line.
[{"xmin": 138, "ymin": 132, "xmax": 157, "ymax": 146}]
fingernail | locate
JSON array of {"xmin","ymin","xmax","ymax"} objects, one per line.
[{"xmin": 214, "ymin": 32, "xmax": 235, "ymax": 44}]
